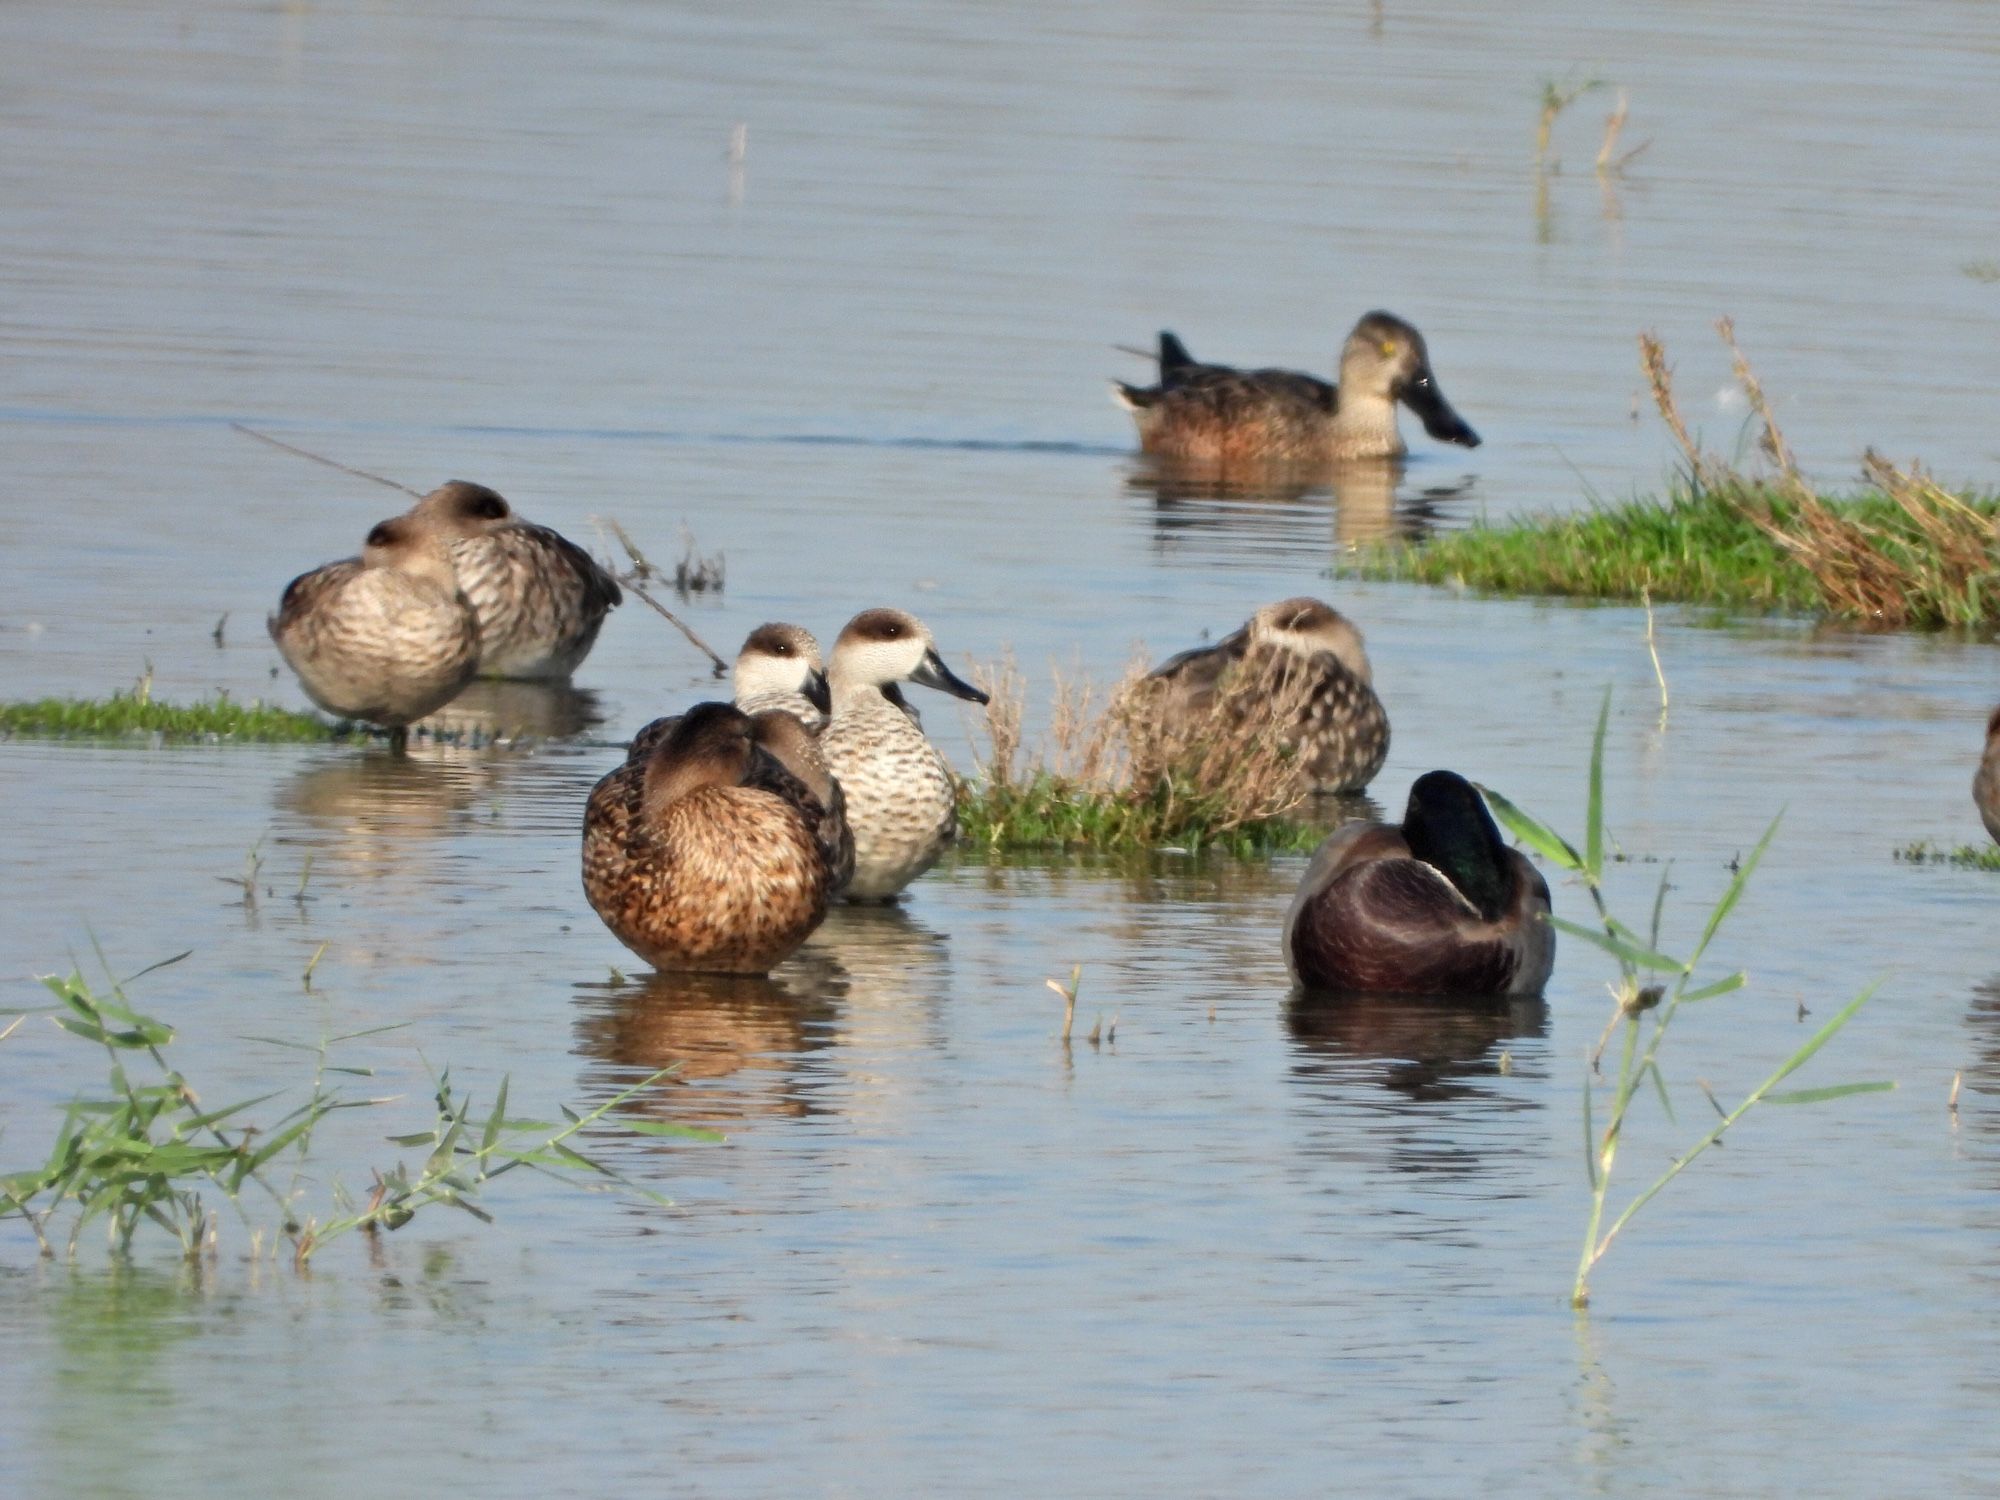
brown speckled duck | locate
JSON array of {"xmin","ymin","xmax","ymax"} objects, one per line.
[
  {"xmin": 582, "ymin": 702, "xmax": 851, "ymax": 975},
  {"xmin": 819, "ymin": 608, "xmax": 990, "ymax": 902},
  {"xmin": 1140, "ymin": 597, "xmax": 1389, "ymax": 794},
  {"xmin": 410, "ymin": 480, "xmax": 622, "ymax": 681},
  {"xmin": 1285, "ymin": 770, "xmax": 1554, "ymax": 997},
  {"xmin": 269, "ymin": 513, "xmax": 481, "ymax": 748},
  {"xmin": 1975, "ymin": 706, "xmax": 2000, "ymax": 844},
  {"xmin": 1112, "ymin": 310, "xmax": 1480, "ymax": 464}
]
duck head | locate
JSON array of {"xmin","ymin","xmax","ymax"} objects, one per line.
[
  {"xmin": 1246, "ymin": 597, "xmax": 1373, "ymax": 683},
  {"xmin": 1401, "ymin": 770, "xmax": 1512, "ymax": 922},
  {"xmin": 642, "ymin": 702, "xmax": 757, "ymax": 816},
  {"xmin": 829, "ymin": 608, "xmax": 989, "ymax": 706},
  {"xmin": 411, "ymin": 480, "xmax": 515, "ymax": 538},
  {"xmin": 361, "ymin": 514, "xmax": 460, "ymax": 594},
  {"xmin": 1340, "ymin": 311, "xmax": 1481, "ymax": 449},
  {"xmin": 734, "ymin": 622, "xmax": 830, "ymax": 715}
]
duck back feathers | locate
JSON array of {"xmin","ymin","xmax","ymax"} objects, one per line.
[{"xmin": 1285, "ymin": 771, "xmax": 1553, "ymax": 997}]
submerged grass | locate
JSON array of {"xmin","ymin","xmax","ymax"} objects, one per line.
[
  {"xmin": 1, "ymin": 692, "xmax": 341, "ymax": 743},
  {"xmin": 1894, "ymin": 840, "xmax": 2000, "ymax": 871},
  {"xmin": 1349, "ymin": 322, "xmax": 2000, "ymax": 630},
  {"xmin": 955, "ymin": 657, "xmax": 1330, "ymax": 857}
]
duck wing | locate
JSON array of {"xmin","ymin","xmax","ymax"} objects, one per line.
[
  {"xmin": 1147, "ymin": 625, "xmax": 1251, "ymax": 718},
  {"xmin": 743, "ymin": 746, "xmax": 854, "ymax": 892},
  {"xmin": 1292, "ymin": 857, "xmax": 1527, "ymax": 997}
]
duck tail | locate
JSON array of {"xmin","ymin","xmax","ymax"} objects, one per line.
[{"xmin": 1158, "ymin": 330, "xmax": 1195, "ymax": 372}]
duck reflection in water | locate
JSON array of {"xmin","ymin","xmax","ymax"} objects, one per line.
[
  {"xmin": 1287, "ymin": 990, "xmax": 1548, "ymax": 1107},
  {"xmin": 412, "ymin": 679, "xmax": 605, "ymax": 744},
  {"xmin": 1131, "ymin": 456, "xmax": 1477, "ymax": 561},
  {"xmin": 573, "ymin": 967, "xmax": 843, "ymax": 1129}
]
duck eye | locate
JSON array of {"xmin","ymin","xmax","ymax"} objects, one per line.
[
  {"xmin": 475, "ymin": 497, "xmax": 506, "ymax": 519},
  {"xmin": 1379, "ymin": 341, "xmax": 1398, "ymax": 357},
  {"xmin": 366, "ymin": 523, "xmax": 395, "ymax": 547}
]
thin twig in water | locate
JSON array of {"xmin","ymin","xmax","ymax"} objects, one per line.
[
  {"xmin": 1641, "ymin": 586, "xmax": 1668, "ymax": 722},
  {"xmin": 230, "ymin": 424, "xmax": 421, "ymax": 498},
  {"xmin": 602, "ymin": 519, "xmax": 728, "ymax": 678}
]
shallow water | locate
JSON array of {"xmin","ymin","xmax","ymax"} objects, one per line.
[{"xmin": 5, "ymin": 1, "xmax": 2000, "ymax": 1494}]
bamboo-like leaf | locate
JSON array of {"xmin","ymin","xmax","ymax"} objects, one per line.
[
  {"xmin": 385, "ymin": 1131, "xmax": 436, "ymax": 1147},
  {"xmin": 480, "ymin": 1076, "xmax": 511, "ymax": 1157},
  {"xmin": 1648, "ymin": 863, "xmax": 1673, "ymax": 949},
  {"xmin": 1582, "ymin": 1070, "xmax": 1597, "ymax": 1189},
  {"xmin": 1549, "ymin": 916, "xmax": 1685, "ymax": 972},
  {"xmin": 1691, "ymin": 813, "xmax": 1783, "ymax": 967},
  {"xmin": 1585, "ymin": 689, "xmax": 1610, "ymax": 881},
  {"xmin": 1479, "ymin": 786, "xmax": 1584, "ymax": 872},
  {"xmin": 1679, "ymin": 971, "xmax": 1748, "ymax": 1003},
  {"xmin": 1764, "ymin": 1080, "xmax": 1897, "ymax": 1106}
]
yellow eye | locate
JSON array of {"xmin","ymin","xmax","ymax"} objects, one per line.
[{"xmin": 1379, "ymin": 341, "xmax": 1399, "ymax": 357}]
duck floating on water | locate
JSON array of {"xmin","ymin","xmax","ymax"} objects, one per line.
[
  {"xmin": 409, "ymin": 480, "xmax": 622, "ymax": 681},
  {"xmin": 1113, "ymin": 310, "xmax": 1480, "ymax": 465},
  {"xmin": 1137, "ymin": 596, "xmax": 1389, "ymax": 795},
  {"xmin": 819, "ymin": 608, "xmax": 989, "ymax": 902},
  {"xmin": 583, "ymin": 702, "xmax": 852, "ymax": 974},
  {"xmin": 269, "ymin": 512, "xmax": 481, "ymax": 749},
  {"xmin": 1285, "ymin": 770, "xmax": 1553, "ymax": 997}
]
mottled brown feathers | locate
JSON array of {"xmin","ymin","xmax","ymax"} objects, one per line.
[{"xmin": 583, "ymin": 703, "xmax": 848, "ymax": 975}]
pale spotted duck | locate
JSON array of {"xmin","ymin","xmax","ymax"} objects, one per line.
[
  {"xmin": 623, "ymin": 622, "xmax": 832, "ymax": 767},
  {"xmin": 1975, "ymin": 706, "xmax": 2000, "ymax": 844},
  {"xmin": 1112, "ymin": 310, "xmax": 1480, "ymax": 464},
  {"xmin": 819, "ymin": 608, "xmax": 989, "ymax": 903},
  {"xmin": 1139, "ymin": 596, "xmax": 1389, "ymax": 795},
  {"xmin": 268, "ymin": 512, "xmax": 481, "ymax": 748},
  {"xmin": 409, "ymin": 480, "xmax": 622, "ymax": 681},
  {"xmin": 582, "ymin": 702, "xmax": 851, "ymax": 974},
  {"xmin": 1285, "ymin": 770, "xmax": 1554, "ymax": 996},
  {"xmin": 732, "ymin": 622, "xmax": 831, "ymax": 730}
]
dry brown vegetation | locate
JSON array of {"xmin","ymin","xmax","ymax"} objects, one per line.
[
  {"xmin": 1643, "ymin": 321, "xmax": 2000, "ymax": 629},
  {"xmin": 955, "ymin": 655, "xmax": 1336, "ymax": 855}
]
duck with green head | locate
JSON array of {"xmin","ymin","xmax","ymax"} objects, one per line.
[{"xmin": 1285, "ymin": 770, "xmax": 1553, "ymax": 996}]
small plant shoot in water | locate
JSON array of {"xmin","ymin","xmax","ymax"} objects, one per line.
[{"xmin": 1480, "ymin": 692, "xmax": 1894, "ymax": 1308}]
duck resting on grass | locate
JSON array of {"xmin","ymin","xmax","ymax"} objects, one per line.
[
  {"xmin": 1112, "ymin": 310, "xmax": 1480, "ymax": 465},
  {"xmin": 269, "ymin": 512, "xmax": 481, "ymax": 751},
  {"xmin": 582, "ymin": 702, "xmax": 852, "ymax": 975},
  {"xmin": 1284, "ymin": 770, "xmax": 1553, "ymax": 997},
  {"xmin": 1138, "ymin": 596, "xmax": 1389, "ymax": 795}
]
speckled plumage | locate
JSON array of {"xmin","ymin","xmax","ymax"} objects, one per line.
[
  {"xmin": 1143, "ymin": 597, "xmax": 1389, "ymax": 794},
  {"xmin": 1112, "ymin": 311, "xmax": 1481, "ymax": 464},
  {"xmin": 1284, "ymin": 771, "xmax": 1554, "ymax": 997},
  {"xmin": 819, "ymin": 608, "xmax": 989, "ymax": 903},
  {"xmin": 582, "ymin": 704, "xmax": 847, "ymax": 975},
  {"xmin": 268, "ymin": 515, "xmax": 480, "ymax": 729},
  {"xmin": 1974, "ymin": 706, "xmax": 2000, "ymax": 844},
  {"xmin": 411, "ymin": 481, "xmax": 622, "ymax": 680}
]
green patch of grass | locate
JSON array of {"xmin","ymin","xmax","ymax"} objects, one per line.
[
  {"xmin": 1894, "ymin": 840, "xmax": 2000, "ymax": 870},
  {"xmin": 1348, "ymin": 478, "xmax": 2000, "ymax": 627},
  {"xmin": 956, "ymin": 771, "xmax": 1327, "ymax": 858},
  {"xmin": 1347, "ymin": 481, "xmax": 1826, "ymax": 611},
  {"xmin": 0, "ymin": 693, "xmax": 342, "ymax": 743}
]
